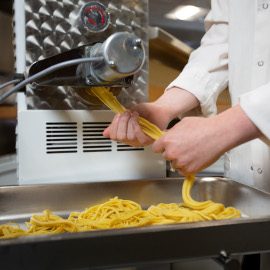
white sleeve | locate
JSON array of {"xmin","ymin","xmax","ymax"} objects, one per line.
[
  {"xmin": 166, "ymin": 0, "xmax": 229, "ymax": 116},
  {"xmin": 240, "ymin": 84, "xmax": 270, "ymax": 140}
]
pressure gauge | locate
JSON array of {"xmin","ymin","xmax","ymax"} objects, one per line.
[{"xmin": 80, "ymin": 2, "xmax": 110, "ymax": 33}]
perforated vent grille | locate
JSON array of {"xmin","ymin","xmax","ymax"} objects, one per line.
[
  {"xmin": 83, "ymin": 122, "xmax": 112, "ymax": 153},
  {"xmin": 117, "ymin": 143, "xmax": 144, "ymax": 152},
  {"xmin": 46, "ymin": 122, "xmax": 145, "ymax": 154},
  {"xmin": 46, "ymin": 122, "xmax": 78, "ymax": 154}
]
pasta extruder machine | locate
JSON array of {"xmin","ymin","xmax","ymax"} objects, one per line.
[{"xmin": 14, "ymin": 0, "xmax": 166, "ymax": 184}]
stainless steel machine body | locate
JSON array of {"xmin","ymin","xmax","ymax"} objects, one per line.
[
  {"xmin": 17, "ymin": 0, "xmax": 149, "ymax": 109},
  {"xmin": 15, "ymin": 0, "xmax": 166, "ymax": 185},
  {"xmin": 1, "ymin": 177, "xmax": 270, "ymax": 269}
]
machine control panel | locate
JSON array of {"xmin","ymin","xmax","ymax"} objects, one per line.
[{"xmin": 80, "ymin": 2, "xmax": 110, "ymax": 32}]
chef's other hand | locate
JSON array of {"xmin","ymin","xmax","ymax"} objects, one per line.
[
  {"xmin": 152, "ymin": 105, "xmax": 261, "ymax": 176},
  {"xmin": 152, "ymin": 117, "xmax": 222, "ymax": 176}
]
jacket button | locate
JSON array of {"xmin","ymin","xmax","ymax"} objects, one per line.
[{"xmin": 258, "ymin": 61, "xmax": 264, "ymax": 67}]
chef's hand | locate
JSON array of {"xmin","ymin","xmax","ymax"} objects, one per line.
[
  {"xmin": 152, "ymin": 105, "xmax": 261, "ymax": 176},
  {"xmin": 152, "ymin": 116, "xmax": 222, "ymax": 175},
  {"xmin": 103, "ymin": 88, "xmax": 200, "ymax": 147},
  {"xmin": 103, "ymin": 103, "xmax": 169, "ymax": 147}
]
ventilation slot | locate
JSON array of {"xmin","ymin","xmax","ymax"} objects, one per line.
[
  {"xmin": 117, "ymin": 143, "xmax": 144, "ymax": 152},
  {"xmin": 46, "ymin": 122, "xmax": 78, "ymax": 154},
  {"xmin": 83, "ymin": 122, "xmax": 112, "ymax": 153}
]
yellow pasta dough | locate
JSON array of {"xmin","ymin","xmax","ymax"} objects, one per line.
[{"xmin": 0, "ymin": 88, "xmax": 241, "ymax": 239}]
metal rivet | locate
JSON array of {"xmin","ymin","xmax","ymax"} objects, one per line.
[
  {"xmin": 135, "ymin": 38, "xmax": 142, "ymax": 47},
  {"xmin": 257, "ymin": 168, "xmax": 263, "ymax": 174},
  {"xmin": 258, "ymin": 60, "xmax": 264, "ymax": 67},
  {"xmin": 263, "ymin": 3, "xmax": 269, "ymax": 9},
  {"xmin": 108, "ymin": 61, "xmax": 116, "ymax": 68},
  {"xmin": 86, "ymin": 78, "xmax": 93, "ymax": 85}
]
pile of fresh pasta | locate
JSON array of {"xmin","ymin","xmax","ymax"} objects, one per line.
[{"xmin": 0, "ymin": 88, "xmax": 241, "ymax": 239}]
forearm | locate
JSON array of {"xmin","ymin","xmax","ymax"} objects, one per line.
[
  {"xmin": 213, "ymin": 105, "xmax": 262, "ymax": 153},
  {"xmin": 153, "ymin": 87, "xmax": 200, "ymax": 122},
  {"xmin": 152, "ymin": 104, "xmax": 262, "ymax": 175},
  {"xmin": 165, "ymin": 2, "xmax": 229, "ymax": 117}
]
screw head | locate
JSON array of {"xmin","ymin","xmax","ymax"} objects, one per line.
[
  {"xmin": 135, "ymin": 38, "xmax": 142, "ymax": 47},
  {"xmin": 108, "ymin": 60, "xmax": 116, "ymax": 68}
]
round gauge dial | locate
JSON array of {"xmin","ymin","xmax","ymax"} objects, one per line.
[{"xmin": 81, "ymin": 2, "xmax": 110, "ymax": 32}]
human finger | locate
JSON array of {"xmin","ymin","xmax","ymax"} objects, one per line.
[
  {"xmin": 152, "ymin": 137, "xmax": 165, "ymax": 153},
  {"xmin": 116, "ymin": 111, "xmax": 132, "ymax": 141},
  {"xmin": 170, "ymin": 158, "xmax": 189, "ymax": 175},
  {"xmin": 109, "ymin": 114, "xmax": 121, "ymax": 141},
  {"xmin": 127, "ymin": 115, "xmax": 136, "ymax": 142},
  {"xmin": 103, "ymin": 126, "xmax": 110, "ymax": 138},
  {"xmin": 131, "ymin": 114, "xmax": 153, "ymax": 145},
  {"xmin": 122, "ymin": 114, "xmax": 145, "ymax": 147}
]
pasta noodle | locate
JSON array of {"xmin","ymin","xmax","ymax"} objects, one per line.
[{"xmin": 0, "ymin": 88, "xmax": 241, "ymax": 239}]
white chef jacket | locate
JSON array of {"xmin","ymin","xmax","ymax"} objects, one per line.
[{"xmin": 167, "ymin": 0, "xmax": 270, "ymax": 192}]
